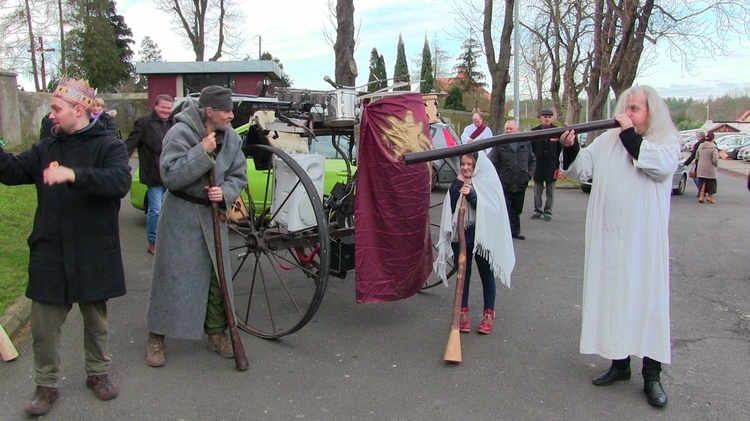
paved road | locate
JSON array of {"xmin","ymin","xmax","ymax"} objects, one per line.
[{"xmin": 1, "ymin": 160, "xmax": 749, "ymax": 420}]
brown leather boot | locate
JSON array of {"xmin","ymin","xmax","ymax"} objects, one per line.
[
  {"xmin": 23, "ymin": 385, "xmax": 59, "ymax": 416},
  {"xmin": 207, "ymin": 332, "xmax": 234, "ymax": 358},
  {"xmin": 146, "ymin": 332, "xmax": 166, "ymax": 367},
  {"xmin": 86, "ymin": 374, "xmax": 119, "ymax": 400},
  {"xmin": 698, "ymin": 185, "xmax": 705, "ymax": 203},
  {"xmin": 147, "ymin": 243, "xmax": 155, "ymax": 255}
]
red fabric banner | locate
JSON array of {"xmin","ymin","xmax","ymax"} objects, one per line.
[{"xmin": 354, "ymin": 93, "xmax": 433, "ymax": 303}]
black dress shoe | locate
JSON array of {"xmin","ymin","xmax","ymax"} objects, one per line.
[
  {"xmin": 512, "ymin": 234, "xmax": 526, "ymax": 240},
  {"xmin": 644, "ymin": 381, "xmax": 668, "ymax": 407},
  {"xmin": 592, "ymin": 365, "xmax": 631, "ymax": 386}
]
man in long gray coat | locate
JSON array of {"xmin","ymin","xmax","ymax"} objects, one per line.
[{"xmin": 146, "ymin": 86, "xmax": 248, "ymax": 367}]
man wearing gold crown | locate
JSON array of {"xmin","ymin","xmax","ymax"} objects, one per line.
[{"xmin": 0, "ymin": 77, "xmax": 131, "ymax": 415}]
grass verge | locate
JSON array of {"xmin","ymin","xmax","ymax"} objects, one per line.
[
  {"xmin": 0, "ymin": 183, "xmax": 35, "ymax": 315},
  {"xmin": 1, "ymin": 142, "xmax": 37, "ymax": 315}
]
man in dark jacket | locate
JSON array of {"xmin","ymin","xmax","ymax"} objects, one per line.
[
  {"xmin": 124, "ymin": 94, "xmax": 175, "ymax": 255},
  {"xmin": 0, "ymin": 77, "xmax": 131, "ymax": 416},
  {"xmin": 531, "ymin": 109, "xmax": 563, "ymax": 221},
  {"xmin": 488, "ymin": 120, "xmax": 536, "ymax": 240}
]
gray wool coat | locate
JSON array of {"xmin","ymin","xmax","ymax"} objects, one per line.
[{"xmin": 147, "ymin": 99, "xmax": 248, "ymax": 339}]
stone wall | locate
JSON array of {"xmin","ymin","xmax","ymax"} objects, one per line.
[
  {"xmin": 18, "ymin": 92, "xmax": 149, "ymax": 144},
  {"xmin": 0, "ymin": 69, "xmax": 22, "ymax": 147}
]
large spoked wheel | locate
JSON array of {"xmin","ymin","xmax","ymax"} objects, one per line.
[
  {"xmin": 228, "ymin": 145, "xmax": 330, "ymax": 339},
  {"xmin": 422, "ymin": 185, "xmax": 456, "ymax": 290}
]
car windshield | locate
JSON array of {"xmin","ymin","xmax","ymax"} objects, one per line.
[{"xmin": 310, "ymin": 134, "xmax": 356, "ymax": 160}]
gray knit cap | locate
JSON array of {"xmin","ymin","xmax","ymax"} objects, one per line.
[{"xmin": 199, "ymin": 85, "xmax": 233, "ymax": 111}]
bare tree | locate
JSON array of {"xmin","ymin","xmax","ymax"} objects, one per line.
[
  {"xmin": 322, "ymin": 0, "xmax": 358, "ymax": 86},
  {"xmin": 154, "ymin": 0, "xmax": 244, "ymax": 61},
  {"xmin": 451, "ymin": 0, "xmax": 515, "ymax": 133}
]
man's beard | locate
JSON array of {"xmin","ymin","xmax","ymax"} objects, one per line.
[{"xmin": 214, "ymin": 122, "xmax": 233, "ymax": 132}]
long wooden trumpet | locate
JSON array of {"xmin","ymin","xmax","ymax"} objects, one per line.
[
  {"xmin": 444, "ymin": 179, "xmax": 471, "ymax": 363},
  {"xmin": 404, "ymin": 118, "xmax": 619, "ymax": 165}
]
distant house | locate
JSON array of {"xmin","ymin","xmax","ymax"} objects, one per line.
[
  {"xmin": 704, "ymin": 121, "xmax": 750, "ymax": 134},
  {"xmin": 135, "ymin": 61, "xmax": 284, "ymax": 106},
  {"xmin": 434, "ymin": 67, "xmax": 491, "ymax": 112}
]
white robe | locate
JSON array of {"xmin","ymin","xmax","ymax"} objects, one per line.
[{"xmin": 562, "ymin": 129, "xmax": 681, "ymax": 364}]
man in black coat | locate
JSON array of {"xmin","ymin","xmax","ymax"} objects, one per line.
[
  {"xmin": 124, "ymin": 94, "xmax": 175, "ymax": 255},
  {"xmin": 531, "ymin": 109, "xmax": 563, "ymax": 221},
  {"xmin": 488, "ymin": 120, "xmax": 536, "ymax": 240},
  {"xmin": 0, "ymin": 77, "xmax": 131, "ymax": 416}
]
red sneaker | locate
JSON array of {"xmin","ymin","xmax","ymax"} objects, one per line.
[
  {"xmin": 477, "ymin": 309, "xmax": 495, "ymax": 334},
  {"xmin": 459, "ymin": 307, "xmax": 471, "ymax": 333}
]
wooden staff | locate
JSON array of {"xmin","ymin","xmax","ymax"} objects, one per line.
[
  {"xmin": 208, "ymin": 131, "xmax": 249, "ymax": 371},
  {"xmin": 0, "ymin": 324, "xmax": 19, "ymax": 362},
  {"xmin": 444, "ymin": 179, "xmax": 471, "ymax": 363}
]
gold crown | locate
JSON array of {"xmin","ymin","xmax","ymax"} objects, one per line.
[{"xmin": 53, "ymin": 77, "xmax": 96, "ymax": 110}]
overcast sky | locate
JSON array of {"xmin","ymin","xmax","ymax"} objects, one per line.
[{"xmin": 22, "ymin": 0, "xmax": 750, "ymax": 100}]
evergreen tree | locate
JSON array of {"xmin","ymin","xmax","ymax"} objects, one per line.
[
  {"xmin": 366, "ymin": 48, "xmax": 387, "ymax": 92},
  {"xmin": 134, "ymin": 36, "xmax": 163, "ymax": 92},
  {"xmin": 261, "ymin": 51, "xmax": 293, "ymax": 87},
  {"xmin": 367, "ymin": 48, "xmax": 380, "ymax": 93},
  {"xmin": 419, "ymin": 37, "xmax": 434, "ymax": 94},
  {"xmin": 454, "ymin": 37, "xmax": 485, "ymax": 92},
  {"xmin": 444, "ymin": 86, "xmax": 464, "ymax": 111},
  {"xmin": 138, "ymin": 36, "xmax": 163, "ymax": 62},
  {"xmin": 376, "ymin": 54, "xmax": 387, "ymax": 90},
  {"xmin": 393, "ymin": 34, "xmax": 410, "ymax": 91},
  {"xmin": 65, "ymin": 0, "xmax": 134, "ymax": 92}
]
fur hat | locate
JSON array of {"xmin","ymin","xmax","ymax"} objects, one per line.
[
  {"xmin": 199, "ymin": 85, "xmax": 233, "ymax": 111},
  {"xmin": 53, "ymin": 77, "xmax": 96, "ymax": 110}
]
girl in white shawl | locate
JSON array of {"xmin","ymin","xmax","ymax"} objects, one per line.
[{"xmin": 434, "ymin": 152, "xmax": 515, "ymax": 334}]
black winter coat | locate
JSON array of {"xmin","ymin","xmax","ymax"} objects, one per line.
[
  {"xmin": 0, "ymin": 120, "xmax": 131, "ymax": 304},
  {"xmin": 488, "ymin": 142, "xmax": 536, "ymax": 193},
  {"xmin": 124, "ymin": 111, "xmax": 174, "ymax": 186},
  {"xmin": 531, "ymin": 124, "xmax": 563, "ymax": 182},
  {"xmin": 96, "ymin": 112, "xmax": 118, "ymax": 138}
]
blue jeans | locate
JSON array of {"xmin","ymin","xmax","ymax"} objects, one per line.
[{"xmin": 146, "ymin": 185, "xmax": 166, "ymax": 244}]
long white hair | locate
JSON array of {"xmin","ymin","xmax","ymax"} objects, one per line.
[{"xmin": 613, "ymin": 85, "xmax": 678, "ymax": 145}]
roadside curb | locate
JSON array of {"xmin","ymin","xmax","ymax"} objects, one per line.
[{"xmin": 0, "ymin": 295, "xmax": 30, "ymax": 340}]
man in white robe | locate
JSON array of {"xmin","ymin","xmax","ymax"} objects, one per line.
[{"xmin": 559, "ymin": 85, "xmax": 681, "ymax": 408}]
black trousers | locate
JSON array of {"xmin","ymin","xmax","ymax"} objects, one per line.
[
  {"xmin": 504, "ymin": 189, "xmax": 526, "ymax": 236},
  {"xmin": 614, "ymin": 356, "xmax": 662, "ymax": 382}
]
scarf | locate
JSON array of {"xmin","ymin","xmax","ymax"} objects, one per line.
[{"xmin": 434, "ymin": 152, "xmax": 515, "ymax": 288}]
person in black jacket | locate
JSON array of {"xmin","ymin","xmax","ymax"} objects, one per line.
[
  {"xmin": 530, "ymin": 109, "xmax": 563, "ymax": 221},
  {"xmin": 124, "ymin": 94, "xmax": 175, "ymax": 255},
  {"xmin": 1, "ymin": 77, "xmax": 131, "ymax": 416},
  {"xmin": 488, "ymin": 120, "xmax": 536, "ymax": 240}
]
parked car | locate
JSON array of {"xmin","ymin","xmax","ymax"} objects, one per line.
[
  {"xmin": 429, "ymin": 121, "xmax": 464, "ymax": 189},
  {"xmin": 718, "ymin": 135, "xmax": 750, "ymax": 159},
  {"xmin": 739, "ymin": 144, "xmax": 750, "ymax": 161},
  {"xmin": 580, "ymin": 163, "xmax": 688, "ymax": 196}
]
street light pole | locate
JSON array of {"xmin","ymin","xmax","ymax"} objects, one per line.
[{"xmin": 252, "ymin": 35, "xmax": 262, "ymax": 60}]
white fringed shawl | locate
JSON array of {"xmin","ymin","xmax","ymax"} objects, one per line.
[{"xmin": 433, "ymin": 152, "xmax": 515, "ymax": 288}]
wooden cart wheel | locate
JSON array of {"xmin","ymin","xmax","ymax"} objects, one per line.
[
  {"xmin": 422, "ymin": 186, "xmax": 457, "ymax": 290},
  {"xmin": 228, "ymin": 145, "xmax": 330, "ymax": 339}
]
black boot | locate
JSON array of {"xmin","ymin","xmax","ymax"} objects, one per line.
[
  {"xmin": 642, "ymin": 357, "xmax": 667, "ymax": 407},
  {"xmin": 592, "ymin": 357, "xmax": 631, "ymax": 386}
]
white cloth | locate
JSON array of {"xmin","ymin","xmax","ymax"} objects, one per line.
[
  {"xmin": 461, "ymin": 124, "xmax": 493, "ymax": 155},
  {"xmin": 562, "ymin": 129, "xmax": 681, "ymax": 363},
  {"xmin": 434, "ymin": 152, "xmax": 515, "ymax": 288}
]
